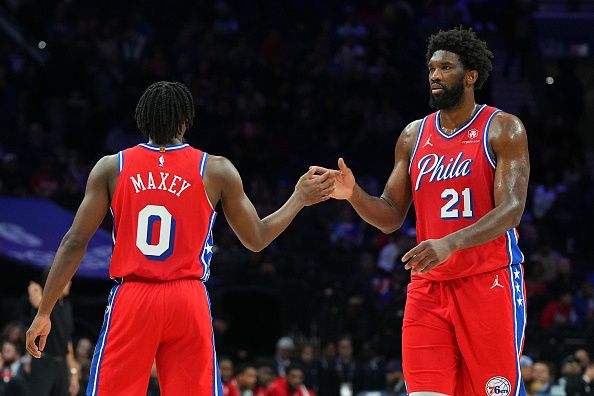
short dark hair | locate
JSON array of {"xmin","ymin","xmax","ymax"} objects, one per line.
[
  {"xmin": 235, "ymin": 363, "xmax": 256, "ymax": 375},
  {"xmin": 134, "ymin": 81, "xmax": 195, "ymax": 145},
  {"xmin": 426, "ymin": 27, "xmax": 493, "ymax": 89},
  {"xmin": 286, "ymin": 363, "xmax": 304, "ymax": 375}
]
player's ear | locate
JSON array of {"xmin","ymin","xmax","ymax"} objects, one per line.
[{"xmin": 466, "ymin": 70, "xmax": 478, "ymax": 86}]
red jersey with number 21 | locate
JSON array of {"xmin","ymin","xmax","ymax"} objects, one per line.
[
  {"xmin": 109, "ymin": 143, "xmax": 216, "ymax": 281},
  {"xmin": 408, "ymin": 105, "xmax": 524, "ymax": 281}
]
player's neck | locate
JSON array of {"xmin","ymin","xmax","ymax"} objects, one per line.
[
  {"xmin": 438, "ymin": 95, "xmax": 478, "ymax": 133},
  {"xmin": 148, "ymin": 137, "xmax": 184, "ymax": 146}
]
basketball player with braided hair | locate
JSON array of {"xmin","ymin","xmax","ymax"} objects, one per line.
[
  {"xmin": 26, "ymin": 81, "xmax": 335, "ymax": 395},
  {"xmin": 316, "ymin": 28, "xmax": 530, "ymax": 395}
]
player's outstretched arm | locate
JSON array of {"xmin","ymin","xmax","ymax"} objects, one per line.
[
  {"xmin": 206, "ymin": 156, "xmax": 334, "ymax": 252},
  {"xmin": 403, "ymin": 113, "xmax": 529, "ymax": 274},
  {"xmin": 26, "ymin": 155, "xmax": 115, "ymax": 358},
  {"xmin": 314, "ymin": 120, "xmax": 419, "ymax": 234}
]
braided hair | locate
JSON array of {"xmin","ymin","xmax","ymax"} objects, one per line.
[
  {"xmin": 426, "ymin": 27, "xmax": 493, "ymax": 90},
  {"xmin": 135, "ymin": 81, "xmax": 195, "ymax": 145}
]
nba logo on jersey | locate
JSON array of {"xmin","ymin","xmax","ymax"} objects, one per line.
[
  {"xmin": 159, "ymin": 155, "xmax": 164, "ymax": 167},
  {"xmin": 485, "ymin": 376, "xmax": 511, "ymax": 396},
  {"xmin": 468, "ymin": 129, "xmax": 478, "ymax": 139}
]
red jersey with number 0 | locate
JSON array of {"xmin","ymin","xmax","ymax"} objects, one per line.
[
  {"xmin": 109, "ymin": 143, "xmax": 216, "ymax": 281},
  {"xmin": 408, "ymin": 105, "xmax": 524, "ymax": 281}
]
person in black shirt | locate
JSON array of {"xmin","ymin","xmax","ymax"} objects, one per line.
[{"xmin": 27, "ymin": 268, "xmax": 80, "ymax": 396}]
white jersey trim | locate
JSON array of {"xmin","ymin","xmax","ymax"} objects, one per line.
[{"xmin": 408, "ymin": 117, "xmax": 428, "ymax": 175}]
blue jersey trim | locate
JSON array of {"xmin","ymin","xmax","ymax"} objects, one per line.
[
  {"xmin": 117, "ymin": 151, "xmax": 124, "ymax": 173},
  {"xmin": 483, "ymin": 110, "xmax": 501, "ymax": 169},
  {"xmin": 200, "ymin": 152, "xmax": 209, "ymax": 177},
  {"xmin": 200, "ymin": 210, "xmax": 218, "ymax": 282},
  {"xmin": 506, "ymin": 228, "xmax": 524, "ymax": 265},
  {"xmin": 87, "ymin": 284, "xmax": 122, "ymax": 396},
  {"xmin": 508, "ymin": 265, "xmax": 527, "ymax": 396},
  {"xmin": 202, "ymin": 283, "xmax": 224, "ymax": 396},
  {"xmin": 408, "ymin": 116, "xmax": 428, "ymax": 174},
  {"xmin": 109, "ymin": 207, "xmax": 116, "ymax": 245},
  {"xmin": 435, "ymin": 104, "xmax": 487, "ymax": 139},
  {"xmin": 138, "ymin": 143, "xmax": 190, "ymax": 152}
]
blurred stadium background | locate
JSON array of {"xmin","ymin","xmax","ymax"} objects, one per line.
[{"xmin": 0, "ymin": 0, "xmax": 594, "ymax": 395}]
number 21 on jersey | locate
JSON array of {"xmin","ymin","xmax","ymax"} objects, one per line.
[{"xmin": 441, "ymin": 187, "xmax": 473, "ymax": 219}]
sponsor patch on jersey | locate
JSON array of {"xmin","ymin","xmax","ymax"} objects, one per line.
[
  {"xmin": 462, "ymin": 129, "xmax": 481, "ymax": 144},
  {"xmin": 485, "ymin": 376, "xmax": 511, "ymax": 396}
]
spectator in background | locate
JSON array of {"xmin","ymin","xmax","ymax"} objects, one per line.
[
  {"xmin": 334, "ymin": 336, "xmax": 357, "ymax": 396},
  {"xmin": 0, "ymin": 324, "xmax": 25, "ymax": 351},
  {"xmin": 558, "ymin": 356, "xmax": 584, "ymax": 395},
  {"xmin": 355, "ymin": 342, "xmax": 385, "ymax": 393},
  {"xmin": 531, "ymin": 361, "xmax": 565, "ymax": 396},
  {"xmin": 274, "ymin": 337, "xmax": 295, "ymax": 377},
  {"xmin": 540, "ymin": 291, "xmax": 579, "ymax": 330},
  {"xmin": 521, "ymin": 355, "xmax": 536, "ymax": 395},
  {"xmin": 561, "ymin": 356, "xmax": 584, "ymax": 378},
  {"xmin": 530, "ymin": 245, "xmax": 564, "ymax": 283},
  {"xmin": 376, "ymin": 234, "xmax": 401, "ymax": 273},
  {"xmin": 318, "ymin": 342, "xmax": 338, "ymax": 396},
  {"xmin": 267, "ymin": 364, "xmax": 316, "ymax": 396},
  {"xmin": 384, "ymin": 359, "xmax": 405, "ymax": 396},
  {"xmin": 220, "ymin": 357, "xmax": 239, "ymax": 396},
  {"xmin": 74, "ymin": 338, "xmax": 93, "ymax": 366},
  {"xmin": 255, "ymin": 361, "xmax": 277, "ymax": 390},
  {"xmin": 575, "ymin": 350, "xmax": 591, "ymax": 372},
  {"xmin": 565, "ymin": 363, "xmax": 594, "ymax": 396},
  {"xmin": 26, "ymin": 269, "xmax": 80, "ymax": 396},
  {"xmin": 72, "ymin": 337, "xmax": 93, "ymax": 394},
  {"xmin": 235, "ymin": 363, "xmax": 264, "ymax": 396},
  {"xmin": 0, "ymin": 340, "xmax": 28, "ymax": 396},
  {"xmin": 298, "ymin": 343, "xmax": 318, "ymax": 393}
]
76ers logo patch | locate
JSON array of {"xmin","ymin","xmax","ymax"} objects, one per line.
[
  {"xmin": 485, "ymin": 376, "xmax": 511, "ymax": 396},
  {"xmin": 468, "ymin": 129, "xmax": 479, "ymax": 139}
]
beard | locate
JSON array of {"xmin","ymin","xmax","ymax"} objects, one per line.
[{"xmin": 429, "ymin": 76, "xmax": 465, "ymax": 110}]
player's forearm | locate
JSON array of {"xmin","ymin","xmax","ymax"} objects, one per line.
[
  {"xmin": 444, "ymin": 202, "xmax": 524, "ymax": 253},
  {"xmin": 67, "ymin": 345, "xmax": 80, "ymax": 378},
  {"xmin": 37, "ymin": 234, "xmax": 86, "ymax": 316},
  {"xmin": 348, "ymin": 184, "xmax": 405, "ymax": 234},
  {"xmin": 250, "ymin": 193, "xmax": 304, "ymax": 252}
]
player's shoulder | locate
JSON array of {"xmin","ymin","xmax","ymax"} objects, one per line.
[
  {"xmin": 205, "ymin": 154, "xmax": 233, "ymax": 170},
  {"xmin": 398, "ymin": 118, "xmax": 424, "ymax": 150},
  {"xmin": 204, "ymin": 155, "xmax": 241, "ymax": 179},
  {"xmin": 85, "ymin": 154, "xmax": 119, "ymax": 187},
  {"xmin": 403, "ymin": 118, "xmax": 424, "ymax": 134},
  {"xmin": 94, "ymin": 154, "xmax": 119, "ymax": 174},
  {"xmin": 489, "ymin": 111, "xmax": 527, "ymax": 142}
]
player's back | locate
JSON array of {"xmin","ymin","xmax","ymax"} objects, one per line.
[{"xmin": 109, "ymin": 143, "xmax": 215, "ymax": 281}]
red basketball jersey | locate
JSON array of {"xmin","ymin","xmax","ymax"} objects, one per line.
[
  {"xmin": 409, "ymin": 105, "xmax": 524, "ymax": 281},
  {"xmin": 109, "ymin": 143, "xmax": 216, "ymax": 281}
]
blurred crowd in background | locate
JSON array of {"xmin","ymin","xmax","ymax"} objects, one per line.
[{"xmin": 1, "ymin": 0, "xmax": 594, "ymax": 395}]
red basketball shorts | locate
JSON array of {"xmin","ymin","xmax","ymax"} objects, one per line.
[
  {"xmin": 402, "ymin": 265, "xmax": 527, "ymax": 396},
  {"xmin": 86, "ymin": 278, "xmax": 223, "ymax": 396}
]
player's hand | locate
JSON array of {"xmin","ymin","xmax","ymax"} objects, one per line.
[
  {"xmin": 311, "ymin": 158, "xmax": 355, "ymax": 200},
  {"xmin": 294, "ymin": 167, "xmax": 335, "ymax": 206},
  {"xmin": 69, "ymin": 372, "xmax": 80, "ymax": 396},
  {"xmin": 28, "ymin": 281, "xmax": 43, "ymax": 309},
  {"xmin": 26, "ymin": 314, "xmax": 52, "ymax": 358},
  {"xmin": 402, "ymin": 238, "xmax": 455, "ymax": 275}
]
